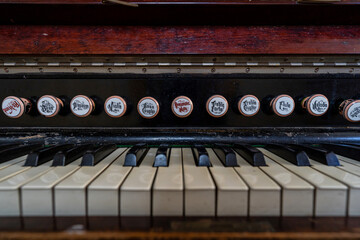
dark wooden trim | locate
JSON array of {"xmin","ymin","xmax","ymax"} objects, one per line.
[{"xmin": 0, "ymin": 25, "xmax": 359, "ymax": 55}]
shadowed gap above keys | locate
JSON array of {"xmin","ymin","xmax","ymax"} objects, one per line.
[
  {"xmin": 0, "ymin": 143, "xmax": 43, "ymax": 163},
  {"xmin": 24, "ymin": 144, "xmax": 73, "ymax": 167},
  {"xmin": 291, "ymin": 144, "xmax": 340, "ymax": 166},
  {"xmin": 233, "ymin": 144, "xmax": 266, "ymax": 166},
  {"xmin": 154, "ymin": 144, "xmax": 170, "ymax": 167},
  {"xmin": 192, "ymin": 146, "xmax": 211, "ymax": 167},
  {"xmin": 265, "ymin": 144, "xmax": 310, "ymax": 166},
  {"xmin": 52, "ymin": 144, "xmax": 93, "ymax": 166},
  {"xmin": 213, "ymin": 144, "xmax": 238, "ymax": 167},
  {"xmin": 81, "ymin": 144, "xmax": 117, "ymax": 166},
  {"xmin": 124, "ymin": 143, "xmax": 148, "ymax": 167},
  {"xmin": 320, "ymin": 143, "xmax": 360, "ymax": 161}
]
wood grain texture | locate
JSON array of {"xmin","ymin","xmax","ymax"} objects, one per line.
[{"xmin": 0, "ymin": 25, "xmax": 360, "ymax": 55}]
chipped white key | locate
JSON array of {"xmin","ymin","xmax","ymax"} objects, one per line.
[
  {"xmin": 207, "ymin": 148, "xmax": 248, "ymax": 216},
  {"xmin": 153, "ymin": 148, "xmax": 183, "ymax": 216},
  {"xmin": 259, "ymin": 153, "xmax": 314, "ymax": 216},
  {"xmin": 310, "ymin": 159, "xmax": 360, "ymax": 216},
  {"xmin": 54, "ymin": 148, "xmax": 125, "ymax": 216},
  {"xmin": 21, "ymin": 158, "xmax": 82, "ymax": 216},
  {"xmin": 0, "ymin": 155, "xmax": 27, "ymax": 170},
  {"xmin": 183, "ymin": 148, "xmax": 215, "ymax": 216},
  {"xmin": 261, "ymin": 148, "xmax": 347, "ymax": 216},
  {"xmin": 120, "ymin": 148, "xmax": 158, "ymax": 216},
  {"xmin": 234, "ymin": 152, "xmax": 281, "ymax": 216},
  {"xmin": 0, "ymin": 161, "xmax": 52, "ymax": 216},
  {"xmin": 87, "ymin": 148, "xmax": 131, "ymax": 216}
]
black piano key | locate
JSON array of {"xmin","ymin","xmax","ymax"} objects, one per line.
[
  {"xmin": 81, "ymin": 144, "xmax": 117, "ymax": 166},
  {"xmin": 291, "ymin": 144, "xmax": 340, "ymax": 166},
  {"xmin": 0, "ymin": 143, "xmax": 20, "ymax": 152},
  {"xmin": 192, "ymin": 146, "xmax": 211, "ymax": 167},
  {"xmin": 52, "ymin": 144, "xmax": 93, "ymax": 166},
  {"xmin": 265, "ymin": 144, "xmax": 310, "ymax": 166},
  {"xmin": 0, "ymin": 143, "xmax": 44, "ymax": 163},
  {"xmin": 213, "ymin": 144, "xmax": 238, "ymax": 167},
  {"xmin": 153, "ymin": 144, "xmax": 170, "ymax": 167},
  {"xmin": 124, "ymin": 143, "xmax": 148, "ymax": 166},
  {"xmin": 24, "ymin": 144, "xmax": 73, "ymax": 167},
  {"xmin": 233, "ymin": 144, "xmax": 266, "ymax": 166},
  {"xmin": 320, "ymin": 143, "xmax": 360, "ymax": 161}
]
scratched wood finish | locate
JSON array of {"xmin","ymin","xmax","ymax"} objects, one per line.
[{"xmin": 0, "ymin": 25, "xmax": 359, "ymax": 55}]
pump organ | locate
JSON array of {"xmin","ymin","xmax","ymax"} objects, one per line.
[{"xmin": 0, "ymin": 0, "xmax": 360, "ymax": 237}]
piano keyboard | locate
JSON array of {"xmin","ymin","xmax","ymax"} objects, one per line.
[{"xmin": 0, "ymin": 143, "xmax": 360, "ymax": 217}]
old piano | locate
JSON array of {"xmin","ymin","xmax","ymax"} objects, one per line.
[{"xmin": 0, "ymin": 0, "xmax": 360, "ymax": 239}]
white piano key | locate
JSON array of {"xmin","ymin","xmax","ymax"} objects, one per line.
[
  {"xmin": 54, "ymin": 148, "xmax": 125, "ymax": 216},
  {"xmin": 0, "ymin": 161, "xmax": 52, "ymax": 216},
  {"xmin": 0, "ymin": 157, "xmax": 30, "ymax": 182},
  {"xmin": 152, "ymin": 148, "xmax": 183, "ymax": 216},
  {"xmin": 233, "ymin": 152, "xmax": 281, "ymax": 216},
  {"xmin": 87, "ymin": 148, "xmax": 131, "ymax": 216},
  {"xmin": 21, "ymin": 158, "xmax": 82, "ymax": 217},
  {"xmin": 0, "ymin": 155, "xmax": 27, "ymax": 170},
  {"xmin": 183, "ymin": 148, "xmax": 215, "ymax": 216},
  {"xmin": 259, "ymin": 154, "xmax": 314, "ymax": 216},
  {"xmin": 206, "ymin": 148, "xmax": 248, "ymax": 216},
  {"xmin": 310, "ymin": 158, "xmax": 360, "ymax": 216},
  {"xmin": 120, "ymin": 148, "xmax": 158, "ymax": 216},
  {"xmin": 336, "ymin": 157, "xmax": 360, "ymax": 177},
  {"xmin": 337, "ymin": 154, "xmax": 360, "ymax": 167},
  {"xmin": 260, "ymin": 148, "xmax": 347, "ymax": 217}
]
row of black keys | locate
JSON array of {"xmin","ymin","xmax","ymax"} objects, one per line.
[{"xmin": 1, "ymin": 142, "xmax": 360, "ymax": 168}]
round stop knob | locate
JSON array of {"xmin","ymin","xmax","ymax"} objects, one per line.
[
  {"xmin": 137, "ymin": 97, "xmax": 160, "ymax": 119},
  {"xmin": 237, "ymin": 95, "xmax": 260, "ymax": 117},
  {"xmin": 270, "ymin": 94, "xmax": 295, "ymax": 117},
  {"xmin": 2, "ymin": 96, "xmax": 32, "ymax": 118},
  {"xmin": 171, "ymin": 96, "xmax": 193, "ymax": 118},
  {"xmin": 301, "ymin": 94, "xmax": 329, "ymax": 116},
  {"xmin": 37, "ymin": 95, "xmax": 63, "ymax": 117},
  {"xmin": 104, "ymin": 96, "xmax": 127, "ymax": 118},
  {"xmin": 339, "ymin": 99, "xmax": 360, "ymax": 122},
  {"xmin": 70, "ymin": 95, "xmax": 95, "ymax": 117},
  {"xmin": 206, "ymin": 95, "xmax": 228, "ymax": 118}
]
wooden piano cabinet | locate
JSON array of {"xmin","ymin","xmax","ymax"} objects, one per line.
[
  {"xmin": 1, "ymin": 217, "xmax": 360, "ymax": 239},
  {"xmin": 0, "ymin": 25, "xmax": 359, "ymax": 55},
  {"xmin": 0, "ymin": 1, "xmax": 359, "ymax": 239}
]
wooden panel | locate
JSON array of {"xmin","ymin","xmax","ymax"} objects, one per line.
[{"xmin": 0, "ymin": 25, "xmax": 359, "ymax": 55}]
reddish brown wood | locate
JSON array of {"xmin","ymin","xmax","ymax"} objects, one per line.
[{"xmin": 0, "ymin": 25, "xmax": 360, "ymax": 55}]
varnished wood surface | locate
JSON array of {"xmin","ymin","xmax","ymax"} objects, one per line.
[{"xmin": 0, "ymin": 25, "xmax": 359, "ymax": 55}]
